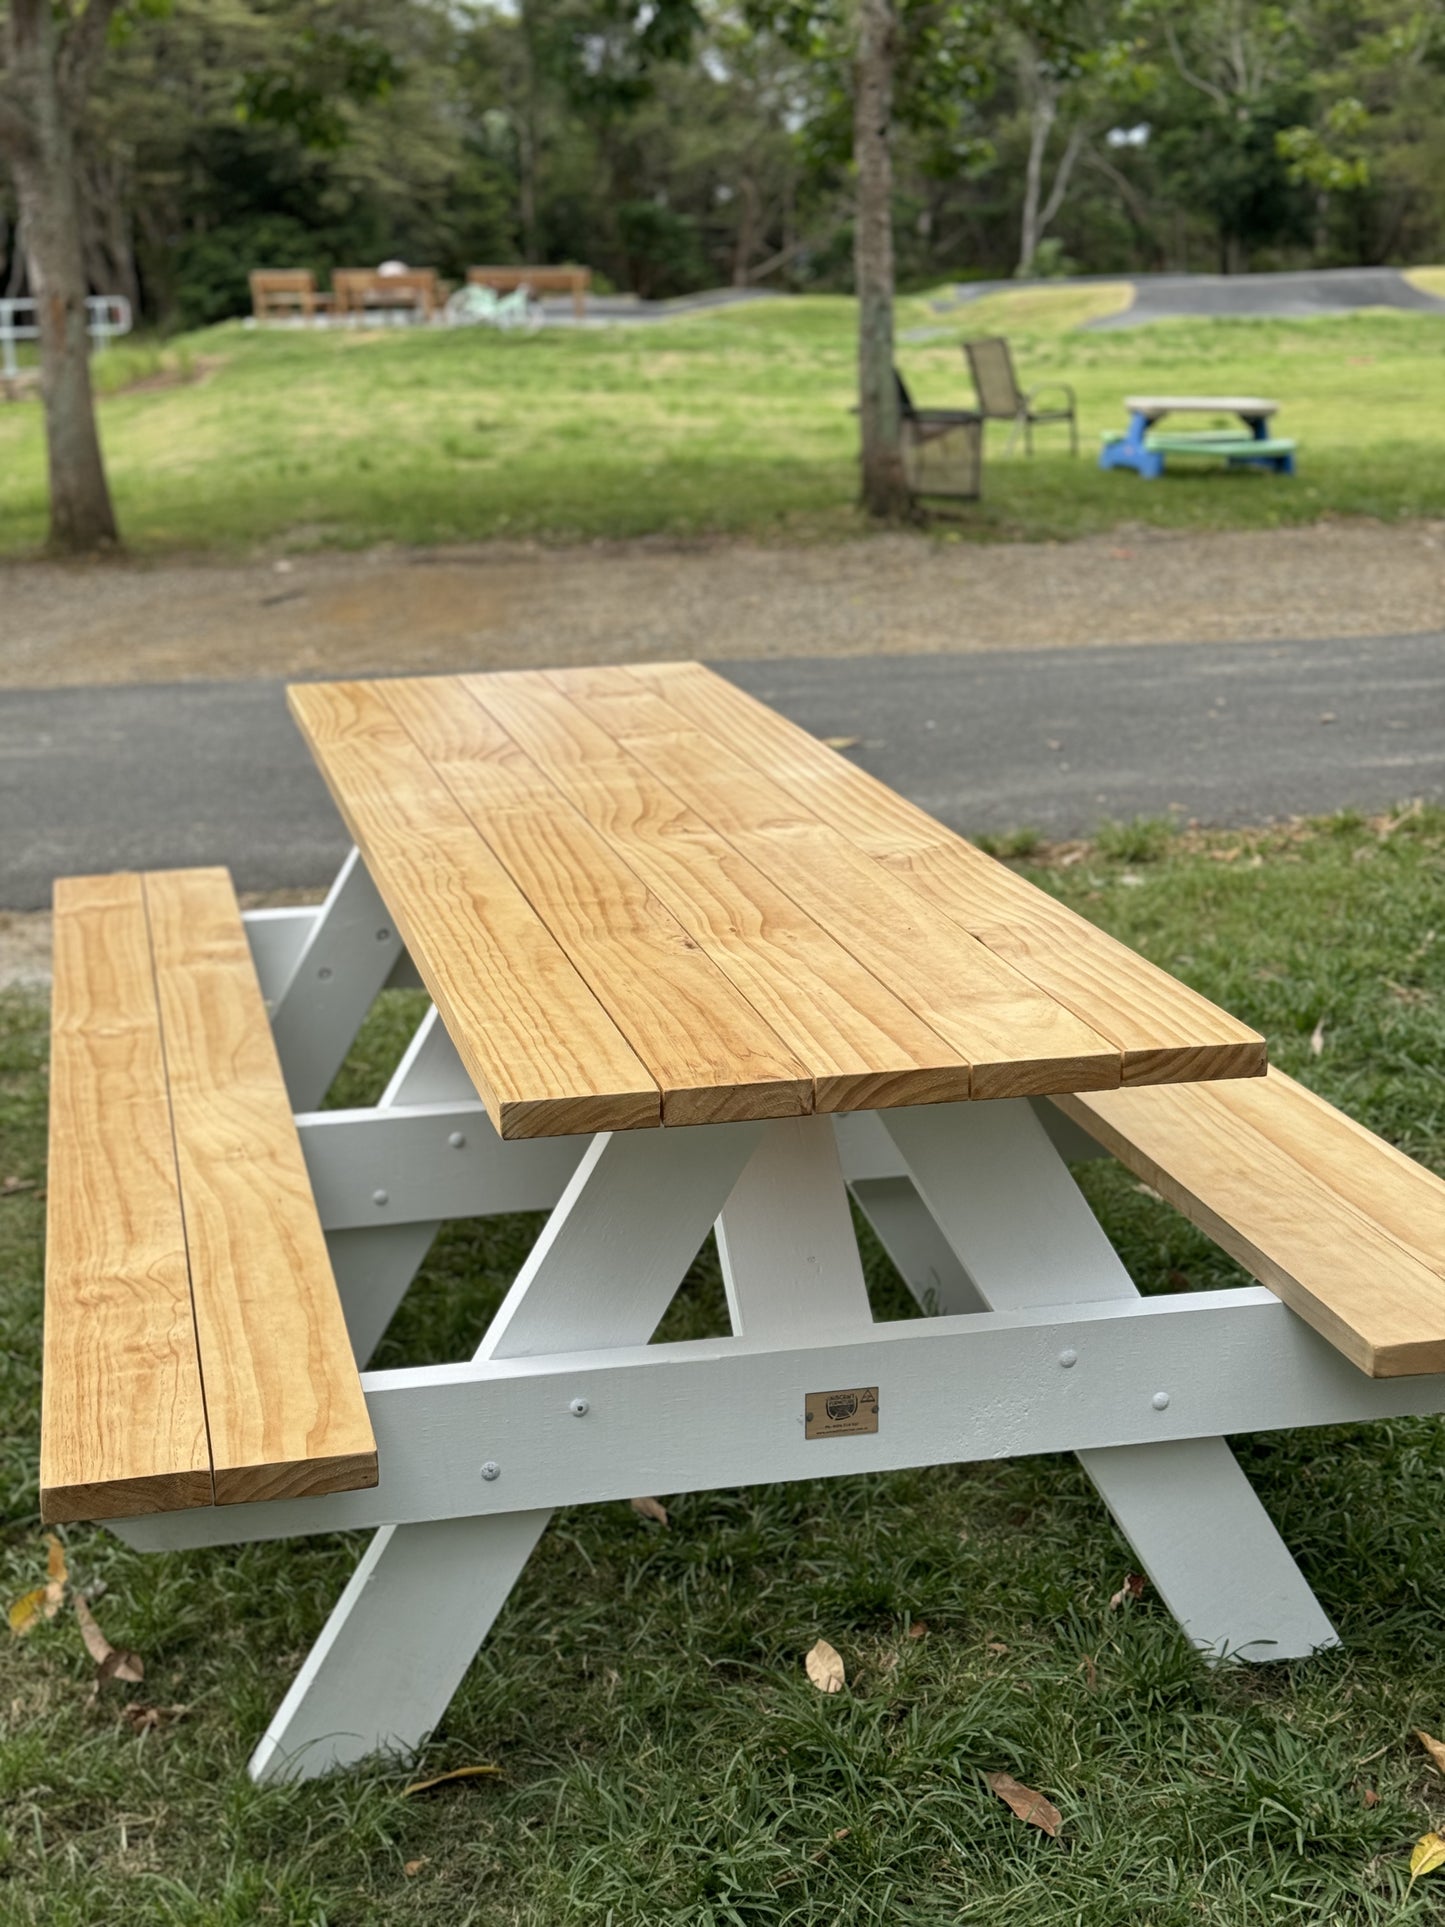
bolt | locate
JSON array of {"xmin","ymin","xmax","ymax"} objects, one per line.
[
  {"xmin": 376, "ymin": 927, "xmax": 391, "ymax": 942},
  {"xmin": 317, "ymin": 965, "xmax": 333, "ymax": 981},
  {"xmin": 372, "ymin": 1188, "xmax": 389, "ymax": 1207},
  {"xmin": 448, "ymin": 1131, "xmax": 466, "ymax": 1149},
  {"xmin": 1151, "ymin": 1391, "xmax": 1170, "ymax": 1411},
  {"xmin": 570, "ymin": 1397, "xmax": 590, "ymax": 1417},
  {"xmin": 480, "ymin": 1461, "xmax": 500, "ymax": 1482},
  {"xmin": 1058, "ymin": 1348, "xmax": 1078, "ymax": 1369}
]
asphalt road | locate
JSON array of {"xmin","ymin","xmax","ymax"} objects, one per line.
[
  {"xmin": 3, "ymin": 631, "xmax": 1442, "ymax": 909},
  {"xmin": 942, "ymin": 266, "xmax": 1445, "ymax": 326}
]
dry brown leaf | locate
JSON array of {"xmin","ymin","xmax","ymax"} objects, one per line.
[
  {"xmin": 986, "ymin": 1641, "xmax": 1010, "ymax": 1656},
  {"xmin": 403, "ymin": 1859, "xmax": 428, "ymax": 1877},
  {"xmin": 907, "ymin": 1620, "xmax": 929, "ymax": 1640},
  {"xmin": 1309, "ymin": 1018, "xmax": 1327, "ymax": 1057},
  {"xmin": 120, "ymin": 1702, "xmax": 189, "ymax": 1734},
  {"xmin": 1362, "ymin": 1787, "xmax": 1380, "ymax": 1808},
  {"xmin": 8, "ymin": 1588, "xmax": 46, "ymax": 1636},
  {"xmin": 74, "ymin": 1593, "xmax": 143, "ymax": 1685},
  {"xmin": 1079, "ymin": 1653, "xmax": 1099, "ymax": 1690},
  {"xmin": 805, "ymin": 1639, "xmax": 846, "ymax": 1694},
  {"xmin": 629, "ymin": 1496, "xmax": 669, "ymax": 1526},
  {"xmin": 985, "ymin": 1770, "xmax": 1062, "ymax": 1838},
  {"xmin": 1109, "ymin": 1573, "xmax": 1147, "ymax": 1611},
  {"xmin": 403, "ymin": 1764, "xmax": 502, "ymax": 1796},
  {"xmin": 822, "ymin": 735, "xmax": 861, "ymax": 751},
  {"xmin": 1416, "ymin": 1729, "xmax": 1445, "ymax": 1774}
]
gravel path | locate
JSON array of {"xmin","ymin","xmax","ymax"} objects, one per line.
[{"xmin": 3, "ymin": 522, "xmax": 1443, "ymax": 689}]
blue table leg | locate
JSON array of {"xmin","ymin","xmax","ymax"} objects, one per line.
[
  {"xmin": 1228, "ymin": 412, "xmax": 1292, "ymax": 474},
  {"xmin": 1099, "ymin": 410, "xmax": 1164, "ymax": 479}
]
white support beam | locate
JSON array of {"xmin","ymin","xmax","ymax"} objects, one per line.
[{"xmin": 112, "ymin": 1286, "xmax": 1445, "ymax": 1554}]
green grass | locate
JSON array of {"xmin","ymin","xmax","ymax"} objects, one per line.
[
  {"xmin": 5, "ymin": 808, "xmax": 1445, "ymax": 1922},
  {"xmin": 2, "ymin": 284, "xmax": 1444, "ymax": 556}
]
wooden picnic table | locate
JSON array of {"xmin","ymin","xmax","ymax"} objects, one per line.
[
  {"xmin": 46, "ymin": 663, "xmax": 1445, "ymax": 1784},
  {"xmin": 1101, "ymin": 394, "xmax": 1295, "ymax": 478}
]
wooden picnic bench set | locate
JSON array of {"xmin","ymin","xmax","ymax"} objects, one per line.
[
  {"xmin": 248, "ymin": 265, "xmax": 592, "ymax": 325},
  {"xmin": 42, "ymin": 665, "xmax": 1445, "ymax": 1783}
]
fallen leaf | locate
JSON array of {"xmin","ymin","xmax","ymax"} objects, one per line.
[
  {"xmin": 1362, "ymin": 1787, "xmax": 1380, "ymax": 1808},
  {"xmin": 1416, "ymin": 1729, "xmax": 1445, "ymax": 1774},
  {"xmin": 1079, "ymin": 1653, "xmax": 1098, "ymax": 1690},
  {"xmin": 404, "ymin": 1858, "xmax": 428, "ymax": 1876},
  {"xmin": 1309, "ymin": 1018, "xmax": 1326, "ymax": 1057},
  {"xmin": 629, "ymin": 1496, "xmax": 669, "ymax": 1526},
  {"xmin": 8, "ymin": 1588, "xmax": 46, "ymax": 1637},
  {"xmin": 1109, "ymin": 1573, "xmax": 1147, "ymax": 1611},
  {"xmin": 907, "ymin": 1620, "xmax": 929, "ymax": 1639},
  {"xmin": 822, "ymin": 736, "xmax": 860, "ymax": 751},
  {"xmin": 986, "ymin": 1641, "xmax": 1009, "ymax": 1656},
  {"xmin": 1410, "ymin": 1832, "xmax": 1445, "ymax": 1887},
  {"xmin": 74, "ymin": 1594, "xmax": 143, "ymax": 1684},
  {"xmin": 403, "ymin": 1764, "xmax": 502, "ymax": 1796},
  {"xmin": 805, "ymin": 1639, "xmax": 846, "ymax": 1694},
  {"xmin": 986, "ymin": 1770, "xmax": 1061, "ymax": 1837},
  {"xmin": 120, "ymin": 1702, "xmax": 190, "ymax": 1734}
]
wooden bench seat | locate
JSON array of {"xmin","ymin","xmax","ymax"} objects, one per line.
[
  {"xmin": 1053, "ymin": 1069, "xmax": 1445, "ymax": 1379},
  {"xmin": 42, "ymin": 868, "xmax": 377, "ymax": 1523}
]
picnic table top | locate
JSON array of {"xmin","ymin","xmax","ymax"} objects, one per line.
[
  {"xmin": 288, "ymin": 665, "xmax": 1265, "ymax": 1139},
  {"xmin": 1124, "ymin": 395, "xmax": 1279, "ymax": 418}
]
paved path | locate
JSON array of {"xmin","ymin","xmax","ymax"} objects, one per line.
[
  {"xmin": 3, "ymin": 631, "xmax": 1441, "ymax": 911},
  {"xmin": 941, "ymin": 266, "xmax": 1445, "ymax": 326}
]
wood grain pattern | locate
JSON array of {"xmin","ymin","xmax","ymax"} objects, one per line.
[
  {"xmin": 376, "ymin": 677, "xmax": 812, "ymax": 1126},
  {"xmin": 617, "ymin": 662, "xmax": 1265, "ymax": 1086},
  {"xmin": 142, "ymin": 869, "xmax": 378, "ymax": 1505},
  {"xmin": 42, "ymin": 874, "xmax": 213, "ymax": 1524},
  {"xmin": 1055, "ymin": 1072, "xmax": 1445, "ymax": 1377},
  {"xmin": 288, "ymin": 680, "xmax": 659, "ymax": 1138},
  {"xmin": 550, "ymin": 672, "xmax": 1122, "ymax": 1100},
  {"xmin": 457, "ymin": 673, "xmax": 975, "ymax": 1113}
]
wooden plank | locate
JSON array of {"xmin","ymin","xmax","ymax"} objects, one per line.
[
  {"xmin": 143, "ymin": 869, "xmax": 378, "ymax": 1506},
  {"xmin": 549, "ymin": 673, "xmax": 1122, "ymax": 1100},
  {"xmin": 614, "ymin": 662, "xmax": 1265, "ymax": 1085},
  {"xmin": 1054, "ymin": 1074, "xmax": 1445, "ymax": 1377},
  {"xmin": 41, "ymin": 874, "xmax": 213, "ymax": 1524},
  {"xmin": 458, "ymin": 673, "xmax": 975, "ymax": 1114},
  {"xmin": 376, "ymin": 678, "xmax": 812, "ymax": 1127},
  {"xmin": 288, "ymin": 680, "xmax": 659, "ymax": 1138}
]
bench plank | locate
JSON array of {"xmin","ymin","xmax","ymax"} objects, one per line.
[
  {"xmin": 462, "ymin": 673, "xmax": 977, "ymax": 1115},
  {"xmin": 1055, "ymin": 1071, "xmax": 1445, "ymax": 1377},
  {"xmin": 555, "ymin": 673, "xmax": 1121, "ymax": 1101},
  {"xmin": 142, "ymin": 870, "xmax": 378, "ymax": 1505},
  {"xmin": 42, "ymin": 875, "xmax": 213, "ymax": 1523},
  {"xmin": 376, "ymin": 677, "xmax": 814, "ymax": 1126},
  {"xmin": 620, "ymin": 663, "xmax": 1265, "ymax": 1087},
  {"xmin": 288, "ymin": 680, "xmax": 660, "ymax": 1138}
]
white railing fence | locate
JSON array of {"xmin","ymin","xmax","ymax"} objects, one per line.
[{"xmin": 0, "ymin": 295, "xmax": 133, "ymax": 383}]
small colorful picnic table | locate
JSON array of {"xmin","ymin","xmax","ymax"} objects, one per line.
[{"xmin": 1100, "ymin": 395, "xmax": 1296, "ymax": 479}]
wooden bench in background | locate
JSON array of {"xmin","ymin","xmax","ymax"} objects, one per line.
[
  {"xmin": 468, "ymin": 264, "xmax": 591, "ymax": 319},
  {"xmin": 332, "ymin": 268, "xmax": 440, "ymax": 321},
  {"xmin": 42, "ymin": 868, "xmax": 377, "ymax": 1524},
  {"xmin": 248, "ymin": 270, "xmax": 330, "ymax": 322}
]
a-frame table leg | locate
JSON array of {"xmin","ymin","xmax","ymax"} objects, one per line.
[
  {"xmin": 880, "ymin": 1100, "xmax": 1339, "ymax": 1661},
  {"xmin": 249, "ymin": 1120, "xmax": 765, "ymax": 1782}
]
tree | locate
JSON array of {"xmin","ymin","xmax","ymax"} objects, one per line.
[
  {"xmin": 853, "ymin": 0, "xmax": 906, "ymax": 516},
  {"xmin": 0, "ymin": 0, "xmax": 123, "ymax": 551}
]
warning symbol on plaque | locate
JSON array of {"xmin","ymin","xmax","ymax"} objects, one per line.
[{"xmin": 805, "ymin": 1386, "xmax": 879, "ymax": 1440}]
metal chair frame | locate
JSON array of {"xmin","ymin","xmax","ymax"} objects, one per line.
[{"xmin": 964, "ymin": 336, "xmax": 1078, "ymax": 457}]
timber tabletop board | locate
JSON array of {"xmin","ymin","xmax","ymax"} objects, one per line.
[{"xmin": 288, "ymin": 664, "xmax": 1266, "ymax": 1140}]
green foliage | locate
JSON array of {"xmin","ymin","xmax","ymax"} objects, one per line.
[
  {"xmin": 1093, "ymin": 815, "xmax": 1173, "ymax": 864},
  {"xmin": 5, "ymin": 815, "xmax": 1445, "ymax": 1920}
]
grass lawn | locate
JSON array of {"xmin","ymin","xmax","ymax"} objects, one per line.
[
  {"xmin": 5, "ymin": 808, "xmax": 1445, "ymax": 1923},
  {"xmin": 1, "ymin": 283, "xmax": 1444, "ymax": 557}
]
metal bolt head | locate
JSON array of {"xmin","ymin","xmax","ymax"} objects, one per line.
[
  {"xmin": 480, "ymin": 1460, "xmax": 500, "ymax": 1482},
  {"xmin": 376, "ymin": 927, "xmax": 391, "ymax": 943},
  {"xmin": 569, "ymin": 1397, "xmax": 590, "ymax": 1417},
  {"xmin": 372, "ymin": 1188, "xmax": 389, "ymax": 1207},
  {"xmin": 317, "ymin": 965, "xmax": 333, "ymax": 981},
  {"xmin": 1058, "ymin": 1348, "xmax": 1078, "ymax": 1369},
  {"xmin": 1151, "ymin": 1391, "xmax": 1170, "ymax": 1411},
  {"xmin": 448, "ymin": 1131, "xmax": 466, "ymax": 1149}
]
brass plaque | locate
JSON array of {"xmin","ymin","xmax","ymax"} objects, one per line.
[{"xmin": 805, "ymin": 1386, "xmax": 879, "ymax": 1440}]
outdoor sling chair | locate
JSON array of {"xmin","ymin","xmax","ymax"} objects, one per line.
[{"xmin": 963, "ymin": 335, "xmax": 1078, "ymax": 456}]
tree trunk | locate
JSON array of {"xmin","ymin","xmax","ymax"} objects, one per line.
[
  {"xmin": 1018, "ymin": 88, "xmax": 1056, "ymax": 274},
  {"xmin": 3, "ymin": 3, "xmax": 119, "ymax": 551},
  {"xmin": 853, "ymin": 0, "xmax": 907, "ymax": 519}
]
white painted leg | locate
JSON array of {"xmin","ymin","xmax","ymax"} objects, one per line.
[
  {"xmin": 270, "ymin": 849, "xmax": 405, "ymax": 1110},
  {"xmin": 881, "ymin": 1100, "xmax": 1338, "ymax": 1660},
  {"xmin": 716, "ymin": 1115, "xmax": 874, "ymax": 1342},
  {"xmin": 250, "ymin": 1118, "xmax": 765, "ymax": 1781}
]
